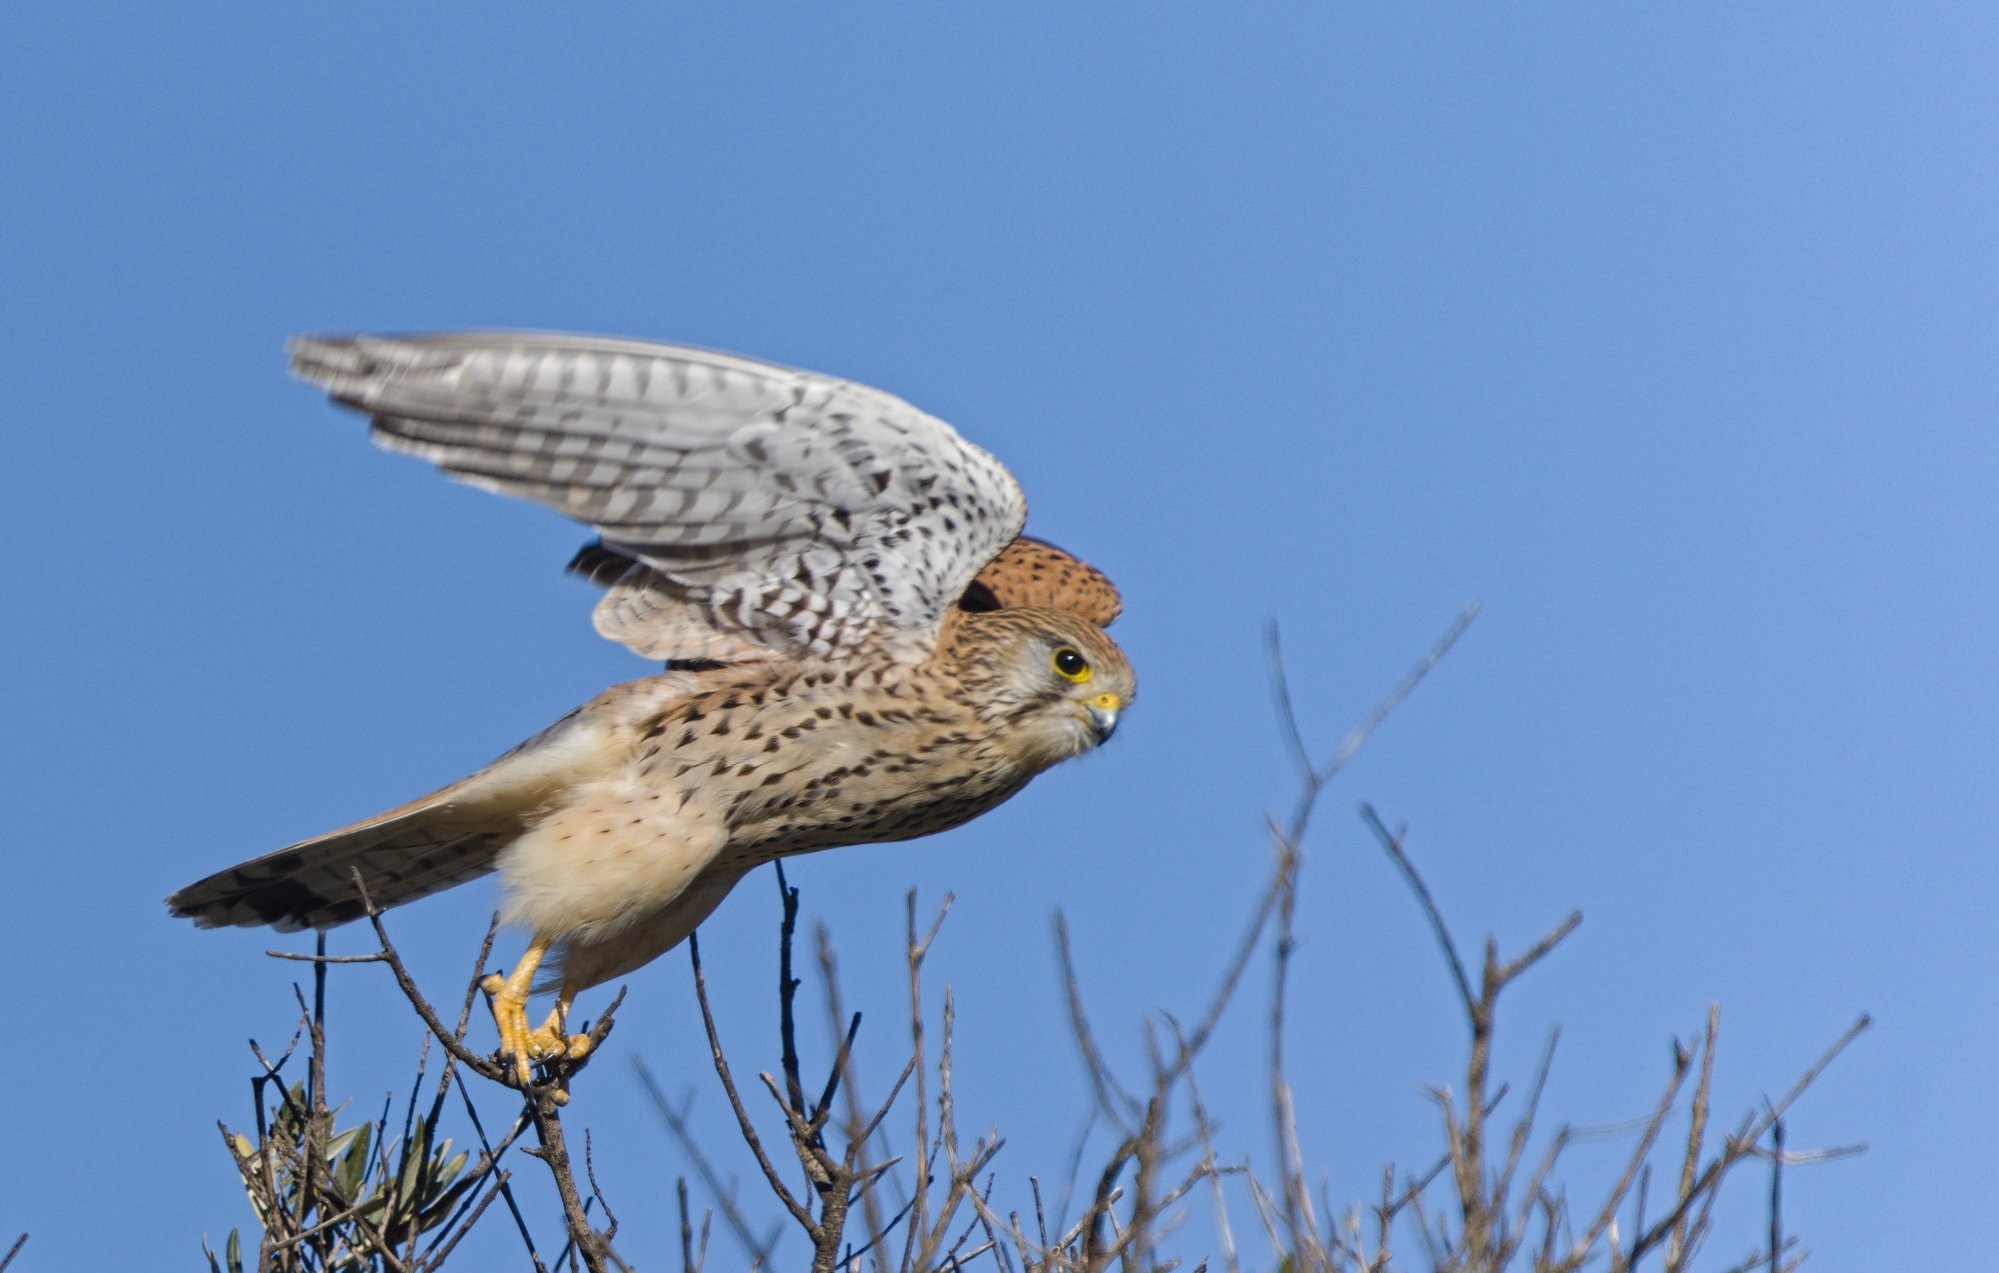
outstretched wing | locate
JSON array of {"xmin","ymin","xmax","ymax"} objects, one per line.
[{"xmin": 291, "ymin": 333, "xmax": 1028, "ymax": 663}]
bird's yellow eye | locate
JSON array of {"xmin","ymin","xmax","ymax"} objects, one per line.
[{"xmin": 1052, "ymin": 646, "xmax": 1092, "ymax": 683}]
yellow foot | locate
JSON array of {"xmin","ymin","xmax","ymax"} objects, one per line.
[
  {"xmin": 528, "ymin": 1007, "xmax": 593, "ymax": 1063},
  {"xmin": 481, "ymin": 966, "xmax": 591, "ymax": 1087},
  {"xmin": 480, "ymin": 970, "xmax": 538, "ymax": 1086}
]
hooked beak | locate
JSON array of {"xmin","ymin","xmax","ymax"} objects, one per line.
[{"xmin": 1083, "ymin": 692, "xmax": 1122, "ymax": 743}]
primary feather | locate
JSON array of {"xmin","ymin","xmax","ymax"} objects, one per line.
[{"xmin": 291, "ymin": 333, "xmax": 1028, "ymax": 664}]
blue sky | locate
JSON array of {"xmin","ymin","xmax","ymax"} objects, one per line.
[{"xmin": 4, "ymin": 4, "xmax": 1993, "ymax": 1267}]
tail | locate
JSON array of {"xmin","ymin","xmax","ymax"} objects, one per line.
[
  {"xmin": 169, "ymin": 706, "xmax": 610, "ymax": 932},
  {"xmin": 167, "ymin": 793, "xmax": 516, "ymax": 932}
]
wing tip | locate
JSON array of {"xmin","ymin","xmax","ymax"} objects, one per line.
[
  {"xmin": 285, "ymin": 330, "xmax": 828, "ymax": 393},
  {"xmin": 286, "ymin": 332, "xmax": 367, "ymax": 388}
]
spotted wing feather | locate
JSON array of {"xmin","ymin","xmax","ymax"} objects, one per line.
[
  {"xmin": 575, "ymin": 533, "xmax": 1120, "ymax": 643},
  {"xmin": 290, "ymin": 333, "xmax": 1027, "ymax": 663}
]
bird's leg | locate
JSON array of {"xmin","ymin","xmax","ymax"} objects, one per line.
[{"xmin": 480, "ymin": 935, "xmax": 556, "ymax": 1086}]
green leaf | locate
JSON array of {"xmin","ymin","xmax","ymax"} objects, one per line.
[
  {"xmin": 416, "ymin": 1175, "xmax": 479, "ymax": 1234},
  {"xmin": 325, "ymin": 1124, "xmax": 364, "ymax": 1160},
  {"xmin": 334, "ymin": 1121, "xmax": 372, "ymax": 1201},
  {"xmin": 433, "ymin": 1147, "xmax": 469, "ymax": 1197}
]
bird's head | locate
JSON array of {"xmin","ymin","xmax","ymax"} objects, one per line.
[{"xmin": 952, "ymin": 608, "xmax": 1136, "ymax": 773}]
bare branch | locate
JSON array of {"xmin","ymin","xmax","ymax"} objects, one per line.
[
  {"xmin": 1360, "ymin": 805, "xmax": 1476, "ymax": 1018},
  {"xmin": 1269, "ymin": 602, "xmax": 1480, "ymax": 849},
  {"xmin": 686, "ymin": 931, "xmax": 815, "ymax": 1235},
  {"xmin": 348, "ymin": 871, "xmax": 507, "ymax": 1083},
  {"xmin": 1054, "ymin": 913, "xmax": 1140, "ymax": 1126},
  {"xmin": 635, "ymin": 1060, "xmax": 781, "ymax": 1268}
]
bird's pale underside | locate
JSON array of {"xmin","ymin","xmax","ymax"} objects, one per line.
[{"xmin": 168, "ymin": 332, "xmax": 1135, "ymax": 1086}]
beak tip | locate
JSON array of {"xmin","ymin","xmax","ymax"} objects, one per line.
[{"xmin": 1086, "ymin": 706, "xmax": 1120, "ymax": 743}]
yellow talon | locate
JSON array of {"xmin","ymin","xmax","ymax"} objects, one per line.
[
  {"xmin": 521, "ymin": 1005, "xmax": 587, "ymax": 1062},
  {"xmin": 483, "ymin": 937, "xmax": 553, "ymax": 1086},
  {"xmin": 481, "ymin": 939, "xmax": 590, "ymax": 1086},
  {"xmin": 529, "ymin": 1006, "xmax": 594, "ymax": 1060}
]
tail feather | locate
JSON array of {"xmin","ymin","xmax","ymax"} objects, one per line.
[
  {"xmin": 167, "ymin": 785, "xmax": 526, "ymax": 932},
  {"xmin": 169, "ymin": 704, "xmax": 612, "ymax": 932}
]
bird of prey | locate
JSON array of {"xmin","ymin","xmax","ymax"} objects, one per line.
[{"xmin": 168, "ymin": 332, "xmax": 1135, "ymax": 1083}]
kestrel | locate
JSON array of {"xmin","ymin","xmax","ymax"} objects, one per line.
[{"xmin": 168, "ymin": 332, "xmax": 1135, "ymax": 1083}]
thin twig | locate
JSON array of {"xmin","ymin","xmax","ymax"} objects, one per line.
[
  {"xmin": 1054, "ymin": 914, "xmax": 1140, "ymax": 1126},
  {"xmin": 636, "ymin": 1060, "xmax": 782, "ymax": 1268},
  {"xmin": 1668, "ymin": 1005, "xmax": 1719, "ymax": 1273},
  {"xmin": 1625, "ymin": 1014, "xmax": 1871, "ymax": 1266},
  {"xmin": 349, "ymin": 872, "xmax": 505, "ymax": 1082},
  {"xmin": 264, "ymin": 950, "xmax": 388, "ymax": 964},
  {"xmin": 1769, "ymin": 1117, "xmax": 1784, "ymax": 1273},
  {"xmin": 815, "ymin": 921, "xmax": 893, "ymax": 1273},
  {"xmin": 687, "ymin": 931, "xmax": 815, "ymax": 1233},
  {"xmin": 1360, "ymin": 805, "xmax": 1476, "ymax": 1017},
  {"xmin": 452, "ymin": 1070, "xmax": 547, "ymax": 1272},
  {"xmin": 1268, "ymin": 602, "xmax": 1479, "ymax": 849},
  {"xmin": 427, "ymin": 1174, "xmax": 511, "ymax": 1268}
]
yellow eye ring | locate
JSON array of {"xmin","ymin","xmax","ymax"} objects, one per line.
[{"xmin": 1052, "ymin": 646, "xmax": 1093, "ymax": 683}]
